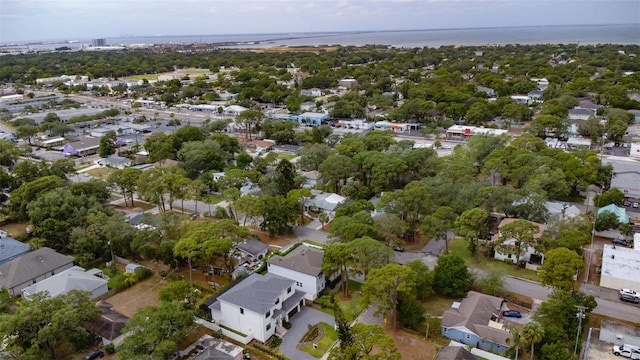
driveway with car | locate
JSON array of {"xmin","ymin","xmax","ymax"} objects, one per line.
[{"xmin": 280, "ymin": 306, "xmax": 336, "ymax": 360}]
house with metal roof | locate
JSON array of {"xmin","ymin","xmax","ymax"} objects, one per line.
[
  {"xmin": 95, "ymin": 154, "xmax": 132, "ymax": 169},
  {"xmin": 0, "ymin": 236, "xmax": 30, "ymax": 265},
  {"xmin": 0, "ymin": 247, "xmax": 74, "ymax": 296},
  {"xmin": 21, "ymin": 265, "xmax": 108, "ymax": 300},
  {"xmin": 598, "ymin": 204, "xmax": 630, "ymax": 225},
  {"xmin": 306, "ymin": 190, "xmax": 346, "ymax": 217},
  {"xmin": 206, "ymin": 272, "xmax": 305, "ymax": 343},
  {"xmin": 441, "ymin": 291, "xmax": 512, "ymax": 355},
  {"xmin": 267, "ymin": 244, "xmax": 325, "ymax": 300}
]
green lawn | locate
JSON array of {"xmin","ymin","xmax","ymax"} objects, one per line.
[
  {"xmin": 422, "ymin": 295, "xmax": 457, "ymax": 316},
  {"xmin": 203, "ymin": 194, "xmax": 223, "ymax": 204},
  {"xmin": 277, "ymin": 153, "xmax": 298, "ymax": 161},
  {"xmin": 300, "ymin": 322, "xmax": 339, "ymax": 358},
  {"xmin": 448, "ymin": 237, "xmax": 541, "ymax": 282},
  {"xmin": 121, "ymin": 74, "xmax": 159, "ymax": 81},
  {"xmin": 335, "ymin": 280, "xmax": 367, "ymax": 322},
  {"xmin": 85, "ymin": 167, "xmax": 113, "ymax": 179}
]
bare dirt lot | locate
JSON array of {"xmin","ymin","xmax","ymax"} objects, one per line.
[
  {"xmin": 107, "ymin": 273, "xmax": 170, "ymax": 318},
  {"xmin": 391, "ymin": 329, "xmax": 438, "ymax": 360}
]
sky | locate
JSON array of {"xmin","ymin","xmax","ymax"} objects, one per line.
[{"xmin": 1, "ymin": 0, "xmax": 639, "ymax": 43}]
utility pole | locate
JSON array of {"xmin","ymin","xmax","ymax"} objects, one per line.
[{"xmin": 574, "ymin": 306, "xmax": 587, "ymax": 356}]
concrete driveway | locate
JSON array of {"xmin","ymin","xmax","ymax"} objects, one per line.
[{"xmin": 280, "ymin": 306, "xmax": 336, "ymax": 360}]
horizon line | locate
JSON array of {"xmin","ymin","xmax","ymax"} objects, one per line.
[{"xmin": 4, "ymin": 23, "xmax": 639, "ymax": 45}]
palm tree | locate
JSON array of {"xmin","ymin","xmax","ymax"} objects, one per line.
[
  {"xmin": 506, "ymin": 327, "xmax": 522, "ymax": 359},
  {"xmin": 522, "ymin": 321, "xmax": 544, "ymax": 360}
]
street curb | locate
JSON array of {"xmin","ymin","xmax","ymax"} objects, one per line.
[{"xmin": 505, "ymin": 275, "xmax": 544, "ymax": 286}]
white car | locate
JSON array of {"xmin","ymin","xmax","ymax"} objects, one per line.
[
  {"xmin": 613, "ymin": 345, "xmax": 640, "ymax": 359},
  {"xmin": 620, "ymin": 289, "xmax": 640, "ymax": 298}
]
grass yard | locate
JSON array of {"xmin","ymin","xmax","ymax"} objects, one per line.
[
  {"xmin": 277, "ymin": 153, "xmax": 298, "ymax": 161},
  {"xmin": 85, "ymin": 167, "xmax": 113, "ymax": 179},
  {"xmin": 203, "ymin": 194, "xmax": 223, "ymax": 204},
  {"xmin": 422, "ymin": 295, "xmax": 457, "ymax": 316},
  {"xmin": 336, "ymin": 280, "xmax": 367, "ymax": 322},
  {"xmin": 121, "ymin": 74, "xmax": 160, "ymax": 81},
  {"xmin": 448, "ymin": 237, "xmax": 541, "ymax": 282},
  {"xmin": 300, "ymin": 322, "xmax": 338, "ymax": 358}
]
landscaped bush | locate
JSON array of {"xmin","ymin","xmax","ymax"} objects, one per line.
[
  {"xmin": 268, "ymin": 336, "xmax": 282, "ymax": 348},
  {"xmin": 251, "ymin": 343, "xmax": 290, "ymax": 360},
  {"xmin": 314, "ymin": 293, "xmax": 334, "ymax": 309},
  {"xmin": 300, "ymin": 324, "xmax": 322, "ymax": 344},
  {"xmin": 104, "ymin": 343, "xmax": 115, "ymax": 354}
]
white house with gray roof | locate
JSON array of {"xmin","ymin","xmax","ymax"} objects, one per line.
[
  {"xmin": 267, "ymin": 244, "xmax": 325, "ymax": 300},
  {"xmin": 207, "ymin": 273, "xmax": 305, "ymax": 343},
  {"xmin": 0, "ymin": 247, "xmax": 74, "ymax": 296}
]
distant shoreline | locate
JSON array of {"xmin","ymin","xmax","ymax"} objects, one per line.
[{"xmin": 3, "ymin": 23, "xmax": 639, "ymax": 48}]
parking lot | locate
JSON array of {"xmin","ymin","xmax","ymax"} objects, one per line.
[{"xmin": 586, "ymin": 334, "xmax": 618, "ymax": 360}]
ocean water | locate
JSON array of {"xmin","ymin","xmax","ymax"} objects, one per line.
[
  {"xmin": 108, "ymin": 24, "xmax": 640, "ymax": 48},
  {"xmin": 9, "ymin": 24, "xmax": 640, "ymax": 50}
]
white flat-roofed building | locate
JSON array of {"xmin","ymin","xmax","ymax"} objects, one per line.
[
  {"xmin": 603, "ymin": 157, "xmax": 640, "ymax": 199},
  {"xmin": 600, "ymin": 244, "xmax": 640, "ymax": 292},
  {"xmin": 0, "ymin": 94, "xmax": 23, "ymax": 103},
  {"xmin": 446, "ymin": 125, "xmax": 508, "ymax": 140}
]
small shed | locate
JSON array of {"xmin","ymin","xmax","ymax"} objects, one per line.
[{"xmin": 125, "ymin": 263, "xmax": 147, "ymax": 274}]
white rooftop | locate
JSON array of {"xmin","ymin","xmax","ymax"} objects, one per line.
[{"xmin": 601, "ymin": 244, "xmax": 640, "ymax": 284}]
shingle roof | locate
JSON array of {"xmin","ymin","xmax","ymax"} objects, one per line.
[
  {"xmin": 84, "ymin": 301, "xmax": 129, "ymax": 341},
  {"xmin": 268, "ymin": 245, "xmax": 323, "ymax": 276},
  {"xmin": 0, "ymin": 237, "xmax": 30, "ymax": 264},
  {"xmin": 441, "ymin": 291, "xmax": 511, "ymax": 347},
  {"xmin": 436, "ymin": 347, "xmax": 479, "ymax": 360},
  {"xmin": 21, "ymin": 266, "xmax": 107, "ymax": 298},
  {"xmin": 218, "ymin": 273, "xmax": 294, "ymax": 314},
  {"xmin": 0, "ymin": 247, "xmax": 74, "ymax": 290},
  {"xmin": 236, "ymin": 238, "xmax": 268, "ymax": 257}
]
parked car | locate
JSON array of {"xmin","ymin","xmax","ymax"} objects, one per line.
[
  {"xmin": 624, "ymin": 200, "xmax": 632, "ymax": 207},
  {"xmin": 84, "ymin": 349, "xmax": 104, "ymax": 360},
  {"xmin": 502, "ymin": 310, "xmax": 522, "ymax": 318},
  {"xmin": 634, "ymin": 202, "xmax": 639, "ymax": 208},
  {"xmin": 393, "ymin": 246, "xmax": 405, "ymax": 252},
  {"xmin": 612, "ymin": 238, "xmax": 629, "ymax": 246},
  {"xmin": 620, "ymin": 288, "xmax": 639, "ymax": 298},
  {"xmin": 620, "ymin": 293, "xmax": 640, "ymax": 304},
  {"xmin": 613, "ymin": 344, "xmax": 640, "ymax": 358}
]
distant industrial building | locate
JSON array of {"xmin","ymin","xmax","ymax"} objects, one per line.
[{"xmin": 92, "ymin": 38, "xmax": 107, "ymax": 47}]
